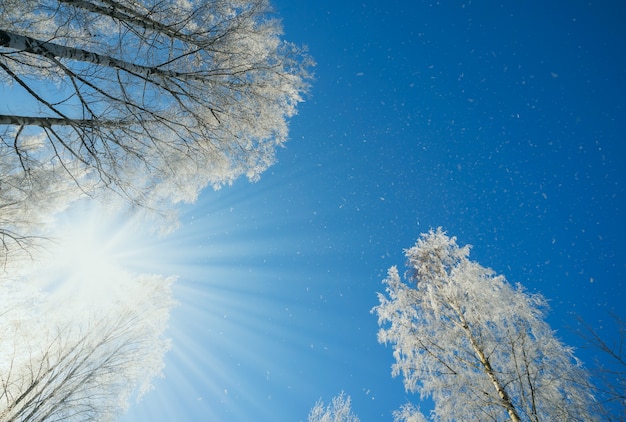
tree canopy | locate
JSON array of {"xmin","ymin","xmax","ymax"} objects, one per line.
[{"xmin": 0, "ymin": 0, "xmax": 311, "ymax": 262}]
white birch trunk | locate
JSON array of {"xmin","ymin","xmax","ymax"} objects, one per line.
[{"xmin": 0, "ymin": 29, "xmax": 197, "ymax": 82}]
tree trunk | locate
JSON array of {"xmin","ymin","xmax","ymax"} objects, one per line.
[
  {"xmin": 459, "ymin": 314, "xmax": 522, "ymax": 422},
  {"xmin": 0, "ymin": 30, "xmax": 198, "ymax": 82},
  {"xmin": 0, "ymin": 114, "xmax": 121, "ymax": 128}
]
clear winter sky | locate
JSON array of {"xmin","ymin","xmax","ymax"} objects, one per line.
[{"xmin": 109, "ymin": 0, "xmax": 626, "ymax": 420}]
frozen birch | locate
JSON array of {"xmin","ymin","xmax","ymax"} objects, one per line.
[
  {"xmin": 373, "ymin": 228, "xmax": 597, "ymax": 422},
  {"xmin": 0, "ymin": 0, "xmax": 312, "ymax": 206},
  {"xmin": 0, "ymin": 0, "xmax": 311, "ymax": 262}
]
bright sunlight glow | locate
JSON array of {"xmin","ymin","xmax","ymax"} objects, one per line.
[
  {"xmin": 50, "ymin": 215, "xmax": 127, "ymax": 301},
  {"xmin": 31, "ymin": 200, "xmax": 170, "ymax": 310}
]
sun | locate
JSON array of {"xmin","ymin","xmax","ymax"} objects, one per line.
[
  {"xmin": 50, "ymin": 214, "xmax": 126, "ymax": 298},
  {"xmin": 33, "ymin": 200, "xmax": 167, "ymax": 308}
]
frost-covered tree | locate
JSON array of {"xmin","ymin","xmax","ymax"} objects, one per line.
[
  {"xmin": 392, "ymin": 403, "xmax": 428, "ymax": 422},
  {"xmin": 0, "ymin": 0, "xmax": 311, "ymax": 205},
  {"xmin": 0, "ymin": 274, "xmax": 174, "ymax": 421},
  {"xmin": 308, "ymin": 392, "xmax": 360, "ymax": 422},
  {"xmin": 0, "ymin": 0, "xmax": 311, "ymax": 263},
  {"xmin": 373, "ymin": 228, "xmax": 597, "ymax": 422}
]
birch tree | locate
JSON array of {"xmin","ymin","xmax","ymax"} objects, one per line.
[
  {"xmin": 0, "ymin": 0, "xmax": 311, "ymax": 206},
  {"xmin": 373, "ymin": 228, "xmax": 597, "ymax": 422},
  {"xmin": 0, "ymin": 274, "xmax": 174, "ymax": 421},
  {"xmin": 0, "ymin": 0, "xmax": 310, "ymax": 265},
  {"xmin": 308, "ymin": 392, "xmax": 360, "ymax": 422}
]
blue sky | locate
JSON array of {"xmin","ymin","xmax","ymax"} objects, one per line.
[{"xmin": 109, "ymin": 0, "xmax": 626, "ymax": 420}]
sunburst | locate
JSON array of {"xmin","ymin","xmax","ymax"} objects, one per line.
[{"xmin": 29, "ymin": 200, "xmax": 172, "ymax": 311}]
